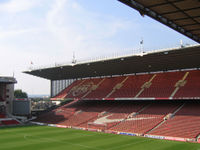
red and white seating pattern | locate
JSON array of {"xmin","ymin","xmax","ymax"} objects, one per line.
[
  {"xmin": 46, "ymin": 70, "xmax": 200, "ymax": 140},
  {"xmin": 110, "ymin": 102, "xmax": 180, "ymax": 134},
  {"xmin": 34, "ymin": 100, "xmax": 200, "ymax": 140},
  {"xmin": 149, "ymin": 102, "xmax": 200, "ymax": 139},
  {"xmin": 52, "ymin": 70, "xmax": 200, "ymax": 100}
]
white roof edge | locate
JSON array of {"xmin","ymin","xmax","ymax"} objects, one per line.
[{"xmin": 27, "ymin": 44, "xmax": 200, "ymax": 71}]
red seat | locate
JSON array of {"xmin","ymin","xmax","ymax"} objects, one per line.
[{"xmin": 53, "ymin": 70, "xmax": 200, "ymax": 100}]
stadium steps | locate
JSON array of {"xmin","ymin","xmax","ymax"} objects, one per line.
[
  {"xmin": 106, "ymin": 76, "xmax": 129, "ymax": 98},
  {"xmin": 137, "ymin": 103, "xmax": 151, "ymax": 114},
  {"xmin": 148, "ymin": 102, "xmax": 200, "ymax": 139},
  {"xmin": 106, "ymin": 115, "xmax": 127, "ymax": 130},
  {"xmin": 53, "ymin": 70, "xmax": 200, "ymax": 100},
  {"xmin": 127, "ymin": 112, "xmax": 137, "ymax": 118},
  {"xmin": 135, "ymin": 74, "xmax": 157, "ymax": 98},
  {"xmin": 98, "ymin": 111, "xmax": 108, "ymax": 117},
  {"xmin": 147, "ymin": 103, "xmax": 185, "ymax": 134},
  {"xmin": 74, "ymin": 110, "xmax": 82, "ymax": 115},
  {"xmin": 85, "ymin": 102, "xmax": 142, "ymax": 130},
  {"xmin": 108, "ymin": 110, "xmax": 140, "ymax": 130},
  {"xmin": 170, "ymin": 72, "xmax": 189, "ymax": 98},
  {"xmin": 146, "ymin": 119, "xmax": 167, "ymax": 134},
  {"xmin": 172, "ymin": 103, "xmax": 185, "ymax": 116},
  {"xmin": 112, "ymin": 103, "xmax": 151, "ymax": 131},
  {"xmin": 174, "ymin": 70, "xmax": 200, "ymax": 98},
  {"xmin": 85, "ymin": 76, "xmax": 127, "ymax": 99},
  {"xmin": 108, "ymin": 103, "xmax": 150, "ymax": 131}
]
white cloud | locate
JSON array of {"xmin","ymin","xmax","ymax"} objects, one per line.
[
  {"xmin": 45, "ymin": 0, "xmax": 133, "ymax": 59},
  {"xmin": 0, "ymin": 0, "xmax": 38, "ymax": 13},
  {"xmin": 0, "ymin": 0, "xmax": 137, "ymax": 95}
]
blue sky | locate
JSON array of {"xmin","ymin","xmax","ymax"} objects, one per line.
[{"xmin": 0, "ymin": 0, "xmax": 197, "ymax": 95}]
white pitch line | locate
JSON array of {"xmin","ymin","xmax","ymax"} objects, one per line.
[{"xmin": 4, "ymin": 127, "xmax": 152, "ymax": 150}]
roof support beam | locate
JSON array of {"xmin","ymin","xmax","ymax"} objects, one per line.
[
  {"xmin": 172, "ymin": 16, "xmax": 200, "ymax": 21},
  {"xmin": 181, "ymin": 23, "xmax": 199, "ymax": 27},
  {"xmin": 118, "ymin": 0, "xmax": 200, "ymax": 43},
  {"xmin": 160, "ymin": 6, "xmax": 200, "ymax": 15},
  {"xmin": 147, "ymin": 0, "xmax": 183, "ymax": 8}
]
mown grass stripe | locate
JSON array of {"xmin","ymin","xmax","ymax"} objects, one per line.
[{"xmin": 0, "ymin": 126, "xmax": 199, "ymax": 150}]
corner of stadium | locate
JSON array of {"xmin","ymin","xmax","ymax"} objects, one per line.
[{"xmin": 1, "ymin": 1, "xmax": 200, "ymax": 150}]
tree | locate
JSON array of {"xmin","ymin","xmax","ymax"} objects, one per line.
[{"xmin": 14, "ymin": 89, "xmax": 28, "ymax": 98}]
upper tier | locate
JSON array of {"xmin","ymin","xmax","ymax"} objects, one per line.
[{"xmin": 52, "ymin": 70, "xmax": 200, "ymax": 100}]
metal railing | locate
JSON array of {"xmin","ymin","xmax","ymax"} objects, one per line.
[{"xmin": 27, "ymin": 44, "xmax": 199, "ymax": 71}]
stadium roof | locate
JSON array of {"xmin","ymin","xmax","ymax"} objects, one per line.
[
  {"xmin": 24, "ymin": 45, "xmax": 200, "ymax": 80},
  {"xmin": 0, "ymin": 77, "xmax": 17, "ymax": 84},
  {"xmin": 119, "ymin": 0, "xmax": 200, "ymax": 43}
]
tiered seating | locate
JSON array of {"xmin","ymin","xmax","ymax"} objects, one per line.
[
  {"xmin": 65, "ymin": 78, "xmax": 104, "ymax": 99},
  {"xmin": 109, "ymin": 74, "xmax": 153, "ymax": 98},
  {"xmin": 77, "ymin": 103, "xmax": 113, "ymax": 129},
  {"xmin": 81, "ymin": 102, "xmax": 146, "ymax": 130},
  {"xmin": 59, "ymin": 103, "xmax": 101, "ymax": 126},
  {"xmin": 85, "ymin": 76, "xmax": 126, "ymax": 99},
  {"xmin": 35, "ymin": 100, "xmax": 200, "ymax": 140},
  {"xmin": 52, "ymin": 80, "xmax": 84, "ymax": 99},
  {"xmin": 139, "ymin": 72, "xmax": 185, "ymax": 98},
  {"xmin": 34, "ymin": 100, "xmax": 147, "ymax": 128},
  {"xmin": 35, "ymin": 100, "xmax": 82, "ymax": 124},
  {"xmin": 149, "ymin": 102, "xmax": 200, "ymax": 139},
  {"xmin": 53, "ymin": 70, "xmax": 200, "ymax": 100},
  {"xmin": 36, "ymin": 70, "xmax": 200, "ymax": 141},
  {"xmin": 174, "ymin": 70, "xmax": 200, "ymax": 98},
  {"xmin": 110, "ymin": 102, "xmax": 180, "ymax": 134}
]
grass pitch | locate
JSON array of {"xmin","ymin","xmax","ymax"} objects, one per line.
[{"xmin": 0, "ymin": 125, "xmax": 199, "ymax": 150}]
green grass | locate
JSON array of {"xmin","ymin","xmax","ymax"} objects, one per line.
[{"xmin": 0, "ymin": 125, "xmax": 199, "ymax": 150}]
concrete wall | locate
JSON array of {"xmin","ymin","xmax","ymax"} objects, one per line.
[{"xmin": 5, "ymin": 84, "xmax": 15, "ymax": 114}]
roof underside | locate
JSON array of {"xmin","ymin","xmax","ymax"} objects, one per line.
[
  {"xmin": 24, "ymin": 45, "xmax": 200, "ymax": 80},
  {"xmin": 0, "ymin": 77, "xmax": 17, "ymax": 84},
  {"xmin": 119, "ymin": 0, "xmax": 200, "ymax": 43}
]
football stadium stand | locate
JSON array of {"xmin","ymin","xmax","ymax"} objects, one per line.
[
  {"xmin": 33, "ymin": 100, "xmax": 200, "ymax": 141},
  {"xmin": 149, "ymin": 102, "xmax": 200, "ymax": 139},
  {"xmin": 23, "ymin": 0, "xmax": 200, "ymax": 143},
  {"xmin": 52, "ymin": 70, "xmax": 200, "ymax": 100},
  {"xmin": 109, "ymin": 101, "xmax": 180, "ymax": 134},
  {"xmin": 26, "ymin": 45, "xmax": 200, "ymax": 143},
  {"xmin": 0, "ymin": 119, "xmax": 20, "ymax": 126},
  {"xmin": 54, "ymin": 80, "xmax": 84, "ymax": 99}
]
